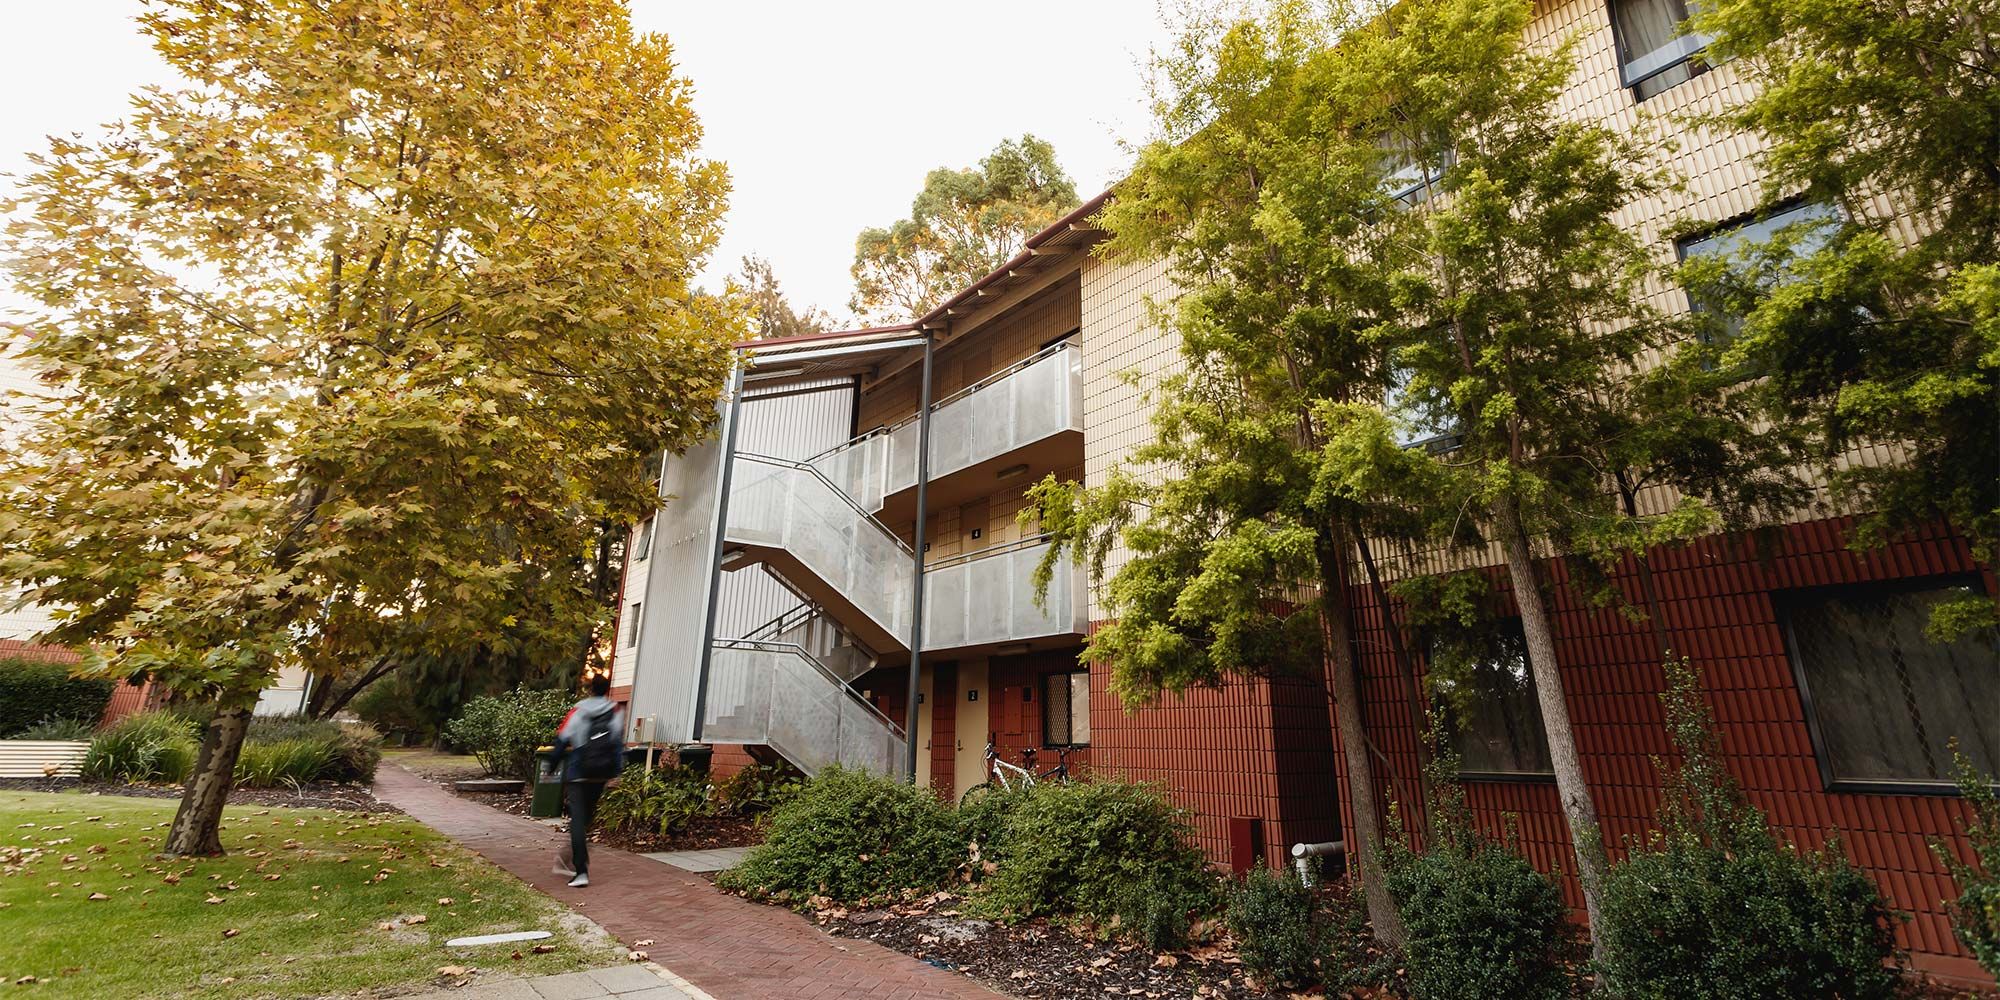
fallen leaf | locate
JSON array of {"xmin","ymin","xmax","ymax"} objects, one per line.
[
  {"xmin": 1010, "ymin": 970, "xmax": 1030, "ymax": 980},
  {"xmin": 436, "ymin": 965, "xmax": 468, "ymax": 977},
  {"xmin": 436, "ymin": 897, "xmax": 453, "ymax": 906},
  {"xmin": 627, "ymin": 950, "xmax": 649, "ymax": 962},
  {"xmin": 87, "ymin": 892, "xmax": 109, "ymax": 901},
  {"xmin": 1091, "ymin": 957, "xmax": 1114, "ymax": 969},
  {"xmin": 531, "ymin": 944, "xmax": 556, "ymax": 954},
  {"xmin": 222, "ymin": 928, "xmax": 239, "ymax": 939},
  {"xmin": 404, "ymin": 914, "xmax": 428, "ymax": 925},
  {"xmin": 204, "ymin": 895, "xmax": 225, "ymax": 905},
  {"xmin": 1153, "ymin": 954, "xmax": 1180, "ymax": 968}
]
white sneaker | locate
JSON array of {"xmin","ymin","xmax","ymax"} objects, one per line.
[{"xmin": 567, "ymin": 873, "xmax": 589, "ymax": 888}]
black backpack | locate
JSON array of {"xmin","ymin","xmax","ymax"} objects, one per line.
[{"xmin": 572, "ymin": 707, "xmax": 621, "ymax": 780}]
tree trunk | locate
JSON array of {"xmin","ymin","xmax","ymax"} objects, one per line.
[
  {"xmin": 310, "ymin": 657, "xmax": 397, "ymax": 720},
  {"xmin": 164, "ymin": 704, "xmax": 254, "ymax": 857},
  {"xmin": 1316, "ymin": 528, "xmax": 1407, "ymax": 950},
  {"xmin": 1492, "ymin": 497, "xmax": 1611, "ymax": 963}
]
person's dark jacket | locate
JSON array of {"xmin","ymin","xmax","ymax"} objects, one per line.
[{"xmin": 550, "ymin": 696, "xmax": 625, "ymax": 782}]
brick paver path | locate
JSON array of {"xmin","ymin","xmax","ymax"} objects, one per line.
[{"xmin": 374, "ymin": 765, "xmax": 1006, "ymax": 1000}]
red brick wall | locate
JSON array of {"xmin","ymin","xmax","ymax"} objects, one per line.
[
  {"xmin": 1337, "ymin": 516, "xmax": 1991, "ymax": 981},
  {"xmin": 1082, "ymin": 644, "xmax": 1342, "ymax": 869},
  {"xmin": 987, "ymin": 650, "xmax": 1095, "ymax": 777}
]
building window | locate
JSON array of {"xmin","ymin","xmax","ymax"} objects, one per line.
[
  {"xmin": 1781, "ymin": 576, "xmax": 2000, "ymax": 791},
  {"xmin": 1608, "ymin": 0, "xmax": 1711, "ymax": 100},
  {"xmin": 1385, "ymin": 367, "xmax": 1462, "ymax": 452},
  {"xmin": 1379, "ymin": 137, "xmax": 1453, "ymax": 207},
  {"xmin": 1434, "ymin": 620, "xmax": 1555, "ymax": 778},
  {"xmin": 625, "ymin": 602, "xmax": 642, "ymax": 648},
  {"xmin": 634, "ymin": 517, "xmax": 655, "ymax": 561},
  {"xmin": 1043, "ymin": 671, "xmax": 1091, "ymax": 747},
  {"xmin": 1676, "ymin": 201, "xmax": 1843, "ymax": 342}
]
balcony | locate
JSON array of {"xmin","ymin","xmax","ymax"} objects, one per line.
[
  {"xmin": 807, "ymin": 341, "xmax": 1084, "ymax": 522},
  {"xmin": 921, "ymin": 536, "xmax": 1086, "ymax": 652}
]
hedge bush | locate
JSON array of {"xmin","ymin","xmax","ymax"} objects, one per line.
[
  {"xmin": 82, "ymin": 711, "xmax": 200, "ymax": 783},
  {"xmin": 971, "ymin": 779, "xmax": 1220, "ymax": 950},
  {"xmin": 0, "ymin": 658, "xmax": 113, "ymax": 737},
  {"xmin": 718, "ymin": 765, "xmax": 961, "ymax": 905},
  {"xmin": 711, "ymin": 763, "xmax": 803, "ymax": 818},
  {"xmin": 1936, "ymin": 748, "xmax": 2000, "ymax": 977},
  {"xmin": 1387, "ymin": 725, "xmax": 1574, "ymax": 1000},
  {"xmin": 442, "ymin": 687, "xmax": 573, "ymax": 780},
  {"xmin": 1226, "ymin": 864, "xmax": 1329, "ymax": 988},
  {"xmin": 599, "ymin": 763, "xmax": 712, "ymax": 836},
  {"xmin": 1596, "ymin": 660, "xmax": 1899, "ymax": 1000}
]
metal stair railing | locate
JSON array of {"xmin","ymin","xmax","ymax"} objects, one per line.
[{"xmin": 702, "ymin": 637, "xmax": 906, "ymax": 777}]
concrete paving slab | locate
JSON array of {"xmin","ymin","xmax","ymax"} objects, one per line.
[
  {"xmin": 529, "ymin": 969, "xmax": 615, "ymax": 1000},
  {"xmin": 587, "ymin": 964, "xmax": 674, "ymax": 993},
  {"xmin": 640, "ymin": 845, "xmax": 752, "ymax": 873}
]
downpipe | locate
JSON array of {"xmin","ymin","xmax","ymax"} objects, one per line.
[{"xmin": 1290, "ymin": 840, "xmax": 1345, "ymax": 888}]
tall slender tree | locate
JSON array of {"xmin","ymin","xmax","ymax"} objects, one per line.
[{"xmin": 0, "ymin": 0, "xmax": 738, "ymax": 855}]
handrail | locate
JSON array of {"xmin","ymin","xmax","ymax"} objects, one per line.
[
  {"xmin": 742, "ymin": 600, "xmax": 815, "ymax": 642},
  {"xmin": 799, "ymin": 340, "xmax": 1080, "ymax": 465},
  {"xmin": 732, "ymin": 451, "xmax": 914, "ymax": 557},
  {"xmin": 712, "ymin": 637, "xmax": 906, "ymax": 738},
  {"xmin": 925, "ymin": 532, "xmax": 1056, "ymax": 572}
]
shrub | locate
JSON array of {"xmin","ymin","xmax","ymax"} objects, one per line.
[
  {"xmin": 718, "ymin": 765, "xmax": 961, "ymax": 905},
  {"xmin": 443, "ymin": 687, "xmax": 573, "ymax": 779},
  {"xmin": 1387, "ymin": 724, "xmax": 1574, "ymax": 1000},
  {"xmin": 1227, "ymin": 864, "xmax": 1329, "ymax": 988},
  {"xmin": 16, "ymin": 716, "xmax": 94, "ymax": 741},
  {"xmin": 956, "ymin": 780, "xmax": 1033, "ymax": 868},
  {"xmin": 245, "ymin": 715, "xmax": 381, "ymax": 783},
  {"xmin": 712, "ymin": 763, "xmax": 804, "ymax": 818},
  {"xmin": 1596, "ymin": 659, "xmax": 1899, "ymax": 1000},
  {"xmin": 235, "ymin": 737, "xmax": 337, "ymax": 787},
  {"xmin": 971, "ymin": 779, "xmax": 1220, "ymax": 950},
  {"xmin": 1935, "ymin": 747, "xmax": 2000, "ymax": 978},
  {"xmin": 1387, "ymin": 834, "xmax": 1574, "ymax": 1000},
  {"xmin": 599, "ymin": 763, "xmax": 711, "ymax": 836},
  {"xmin": 0, "ymin": 658, "xmax": 113, "ymax": 737},
  {"xmin": 82, "ymin": 711, "xmax": 200, "ymax": 783}
]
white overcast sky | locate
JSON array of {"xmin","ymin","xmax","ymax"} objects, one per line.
[{"xmin": 0, "ymin": 1, "xmax": 1170, "ymax": 325}]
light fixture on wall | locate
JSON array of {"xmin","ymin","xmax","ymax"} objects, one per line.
[{"xmin": 996, "ymin": 463, "xmax": 1030, "ymax": 480}]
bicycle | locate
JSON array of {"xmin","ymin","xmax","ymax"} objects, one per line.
[{"xmin": 958, "ymin": 734, "xmax": 1074, "ymax": 805}]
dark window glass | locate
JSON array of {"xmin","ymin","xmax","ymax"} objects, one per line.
[
  {"xmin": 1043, "ymin": 671, "xmax": 1091, "ymax": 747},
  {"xmin": 1436, "ymin": 621, "xmax": 1555, "ymax": 776},
  {"xmin": 1609, "ymin": 0, "xmax": 1709, "ymax": 99},
  {"xmin": 1784, "ymin": 578, "xmax": 2000, "ymax": 788},
  {"xmin": 1676, "ymin": 201, "xmax": 1843, "ymax": 340},
  {"xmin": 625, "ymin": 602, "xmax": 642, "ymax": 647}
]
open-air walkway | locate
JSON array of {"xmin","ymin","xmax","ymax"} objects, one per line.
[{"xmin": 371, "ymin": 765, "xmax": 1007, "ymax": 1000}]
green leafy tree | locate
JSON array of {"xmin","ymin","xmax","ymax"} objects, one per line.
[
  {"xmin": 0, "ymin": 0, "xmax": 737, "ymax": 855},
  {"xmin": 735, "ymin": 254, "xmax": 834, "ymax": 340},
  {"xmin": 849, "ymin": 134, "xmax": 1080, "ymax": 324},
  {"xmin": 1028, "ymin": 1, "xmax": 1446, "ymax": 947},
  {"xmin": 1691, "ymin": 0, "xmax": 2000, "ymax": 636}
]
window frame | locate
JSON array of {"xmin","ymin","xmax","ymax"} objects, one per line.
[
  {"xmin": 1041, "ymin": 669, "xmax": 1091, "ymax": 749},
  {"xmin": 1776, "ymin": 573, "xmax": 1998, "ymax": 797},
  {"xmin": 625, "ymin": 601, "xmax": 643, "ymax": 648},
  {"xmin": 634, "ymin": 517, "xmax": 655, "ymax": 562},
  {"xmin": 1427, "ymin": 618, "xmax": 1558, "ymax": 783},
  {"xmin": 1673, "ymin": 199, "xmax": 1845, "ymax": 344},
  {"xmin": 1604, "ymin": 0, "xmax": 1712, "ymax": 101}
]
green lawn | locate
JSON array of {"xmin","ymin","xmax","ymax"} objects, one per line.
[{"xmin": 1, "ymin": 791, "xmax": 622, "ymax": 999}]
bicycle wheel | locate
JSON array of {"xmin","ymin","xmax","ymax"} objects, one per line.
[{"xmin": 959, "ymin": 781, "xmax": 997, "ymax": 807}]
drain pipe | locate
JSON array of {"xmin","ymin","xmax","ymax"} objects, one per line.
[{"xmin": 1290, "ymin": 840, "xmax": 1345, "ymax": 888}]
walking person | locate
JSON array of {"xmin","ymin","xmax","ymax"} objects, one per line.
[{"xmin": 550, "ymin": 674, "xmax": 624, "ymax": 888}]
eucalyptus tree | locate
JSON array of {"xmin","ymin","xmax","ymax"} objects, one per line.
[{"xmin": 0, "ymin": 0, "xmax": 738, "ymax": 855}]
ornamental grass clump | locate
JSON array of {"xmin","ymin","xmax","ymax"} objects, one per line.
[
  {"xmin": 81, "ymin": 711, "xmax": 200, "ymax": 783},
  {"xmin": 970, "ymin": 779, "xmax": 1219, "ymax": 950},
  {"xmin": 1595, "ymin": 659, "xmax": 1899, "ymax": 999},
  {"xmin": 718, "ymin": 765, "xmax": 961, "ymax": 905},
  {"xmin": 598, "ymin": 763, "xmax": 711, "ymax": 837}
]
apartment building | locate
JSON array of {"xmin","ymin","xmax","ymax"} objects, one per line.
[{"xmin": 619, "ymin": 0, "xmax": 1996, "ymax": 980}]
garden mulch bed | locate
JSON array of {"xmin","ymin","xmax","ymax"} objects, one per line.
[
  {"xmin": 809, "ymin": 890, "xmax": 1386, "ymax": 1000},
  {"xmin": 0, "ymin": 776, "xmax": 397, "ymax": 813}
]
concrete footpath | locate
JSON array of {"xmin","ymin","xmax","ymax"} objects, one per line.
[{"xmin": 371, "ymin": 765, "xmax": 1005, "ymax": 1000}]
